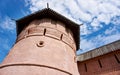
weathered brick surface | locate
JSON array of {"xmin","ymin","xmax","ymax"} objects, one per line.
[
  {"xmin": 62, "ymin": 34, "xmax": 75, "ymax": 50},
  {"xmin": 45, "ymin": 28, "xmax": 62, "ymax": 40},
  {"xmin": 25, "ymin": 20, "xmax": 37, "ymax": 29},
  {"xmin": 28, "ymin": 26, "xmax": 44, "ymax": 35},
  {"xmin": 57, "ymin": 21, "xmax": 68, "ymax": 35},
  {"xmin": 17, "ymin": 29, "xmax": 28, "ymax": 42},
  {"xmin": 68, "ymin": 29, "xmax": 74, "ymax": 41},
  {"xmin": 39, "ymin": 19, "xmax": 56, "ymax": 28}
]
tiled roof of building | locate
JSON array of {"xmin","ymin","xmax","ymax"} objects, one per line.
[
  {"xmin": 16, "ymin": 8, "xmax": 80, "ymax": 50},
  {"xmin": 77, "ymin": 40, "xmax": 120, "ymax": 61}
]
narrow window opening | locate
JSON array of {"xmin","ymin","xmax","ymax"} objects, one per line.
[
  {"xmin": 114, "ymin": 54, "xmax": 120, "ymax": 63},
  {"xmin": 84, "ymin": 63, "xmax": 87, "ymax": 72},
  {"xmin": 98, "ymin": 59, "xmax": 102, "ymax": 68},
  {"xmin": 28, "ymin": 29, "xmax": 30, "ymax": 34},
  {"xmin": 60, "ymin": 34, "xmax": 63, "ymax": 40},
  {"xmin": 44, "ymin": 29, "xmax": 46, "ymax": 35}
]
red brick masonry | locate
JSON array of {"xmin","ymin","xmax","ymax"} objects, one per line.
[{"xmin": 78, "ymin": 49, "xmax": 120, "ymax": 75}]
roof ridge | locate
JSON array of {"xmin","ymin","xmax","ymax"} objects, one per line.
[{"xmin": 77, "ymin": 39, "xmax": 120, "ymax": 61}]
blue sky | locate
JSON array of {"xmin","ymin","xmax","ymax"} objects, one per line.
[{"xmin": 0, "ymin": 0, "xmax": 120, "ymax": 63}]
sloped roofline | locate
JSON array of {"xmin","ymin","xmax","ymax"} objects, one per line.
[
  {"xmin": 77, "ymin": 40, "xmax": 120, "ymax": 61},
  {"xmin": 16, "ymin": 8, "xmax": 80, "ymax": 50}
]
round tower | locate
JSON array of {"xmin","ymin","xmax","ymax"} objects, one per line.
[{"xmin": 0, "ymin": 8, "xmax": 80, "ymax": 75}]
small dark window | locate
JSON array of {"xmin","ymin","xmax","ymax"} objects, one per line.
[
  {"xmin": 98, "ymin": 59, "xmax": 102, "ymax": 68},
  {"xmin": 84, "ymin": 63, "xmax": 87, "ymax": 72},
  {"xmin": 60, "ymin": 34, "xmax": 63, "ymax": 40},
  {"xmin": 114, "ymin": 54, "xmax": 120, "ymax": 63},
  {"xmin": 44, "ymin": 29, "xmax": 46, "ymax": 35}
]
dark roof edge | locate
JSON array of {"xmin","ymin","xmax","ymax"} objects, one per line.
[
  {"xmin": 77, "ymin": 39, "xmax": 120, "ymax": 62},
  {"xmin": 16, "ymin": 8, "xmax": 80, "ymax": 26}
]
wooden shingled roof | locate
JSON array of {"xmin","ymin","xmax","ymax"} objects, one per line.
[
  {"xmin": 77, "ymin": 40, "xmax": 120, "ymax": 61},
  {"xmin": 16, "ymin": 8, "xmax": 80, "ymax": 50}
]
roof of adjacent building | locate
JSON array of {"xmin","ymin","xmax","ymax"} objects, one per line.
[
  {"xmin": 77, "ymin": 40, "xmax": 120, "ymax": 62},
  {"xmin": 16, "ymin": 8, "xmax": 80, "ymax": 50}
]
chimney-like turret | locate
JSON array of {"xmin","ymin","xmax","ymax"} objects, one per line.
[{"xmin": 0, "ymin": 8, "xmax": 80, "ymax": 75}]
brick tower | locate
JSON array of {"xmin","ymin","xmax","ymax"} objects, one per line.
[{"xmin": 0, "ymin": 8, "xmax": 80, "ymax": 75}]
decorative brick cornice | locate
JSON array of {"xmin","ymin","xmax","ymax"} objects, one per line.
[{"xmin": 16, "ymin": 26, "xmax": 76, "ymax": 52}]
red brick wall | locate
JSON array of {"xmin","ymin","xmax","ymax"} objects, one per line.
[{"xmin": 78, "ymin": 50, "xmax": 120, "ymax": 75}]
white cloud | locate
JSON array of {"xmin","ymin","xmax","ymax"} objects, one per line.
[
  {"xmin": 25, "ymin": 0, "xmax": 120, "ymax": 35},
  {"xmin": 77, "ymin": 31, "xmax": 120, "ymax": 55},
  {"xmin": 77, "ymin": 0, "xmax": 99, "ymax": 16},
  {"xmin": 0, "ymin": 16, "xmax": 16, "ymax": 31},
  {"xmin": 105, "ymin": 26, "xmax": 119, "ymax": 35},
  {"xmin": 77, "ymin": 23, "xmax": 120, "ymax": 54},
  {"xmin": 0, "ymin": 38, "xmax": 11, "ymax": 50},
  {"xmin": 111, "ymin": 17, "xmax": 120, "ymax": 25},
  {"xmin": 0, "ymin": 15, "xmax": 16, "ymax": 63},
  {"xmin": 91, "ymin": 18, "xmax": 100, "ymax": 27},
  {"xmin": 103, "ymin": 34, "xmax": 120, "ymax": 44},
  {"xmin": 80, "ymin": 39, "xmax": 95, "ymax": 52},
  {"xmin": 80, "ymin": 24, "xmax": 93, "ymax": 35},
  {"xmin": 97, "ymin": 13, "xmax": 111, "ymax": 25},
  {"xmin": 103, "ymin": 25, "xmax": 120, "ymax": 44}
]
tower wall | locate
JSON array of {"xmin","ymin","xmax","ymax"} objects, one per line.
[{"xmin": 0, "ymin": 19, "xmax": 79, "ymax": 75}]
